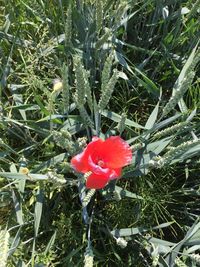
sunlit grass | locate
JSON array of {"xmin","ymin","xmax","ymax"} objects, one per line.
[{"xmin": 0, "ymin": 0, "xmax": 200, "ymax": 266}]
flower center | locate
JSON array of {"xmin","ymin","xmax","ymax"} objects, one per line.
[{"xmin": 97, "ymin": 160, "xmax": 105, "ymax": 167}]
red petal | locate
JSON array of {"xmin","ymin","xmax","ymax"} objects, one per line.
[
  {"xmin": 88, "ymin": 155, "xmax": 111, "ymax": 175},
  {"xmin": 86, "ymin": 168, "xmax": 122, "ymax": 189},
  {"xmin": 71, "ymin": 137, "xmax": 103, "ymax": 173},
  {"xmin": 108, "ymin": 168, "xmax": 122, "ymax": 180},
  {"xmin": 86, "ymin": 173, "xmax": 109, "ymax": 189},
  {"xmin": 88, "ymin": 155, "xmax": 122, "ymax": 178},
  {"xmin": 99, "ymin": 136, "xmax": 132, "ymax": 168}
]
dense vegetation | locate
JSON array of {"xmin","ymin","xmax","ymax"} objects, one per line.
[{"xmin": 0, "ymin": 0, "xmax": 200, "ymax": 266}]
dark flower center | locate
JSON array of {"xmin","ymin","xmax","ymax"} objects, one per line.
[{"xmin": 97, "ymin": 159, "xmax": 105, "ymax": 168}]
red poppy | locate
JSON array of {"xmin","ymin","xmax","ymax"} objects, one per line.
[{"xmin": 71, "ymin": 136, "xmax": 132, "ymax": 189}]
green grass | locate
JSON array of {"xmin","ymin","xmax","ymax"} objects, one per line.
[{"xmin": 0, "ymin": 0, "xmax": 200, "ymax": 266}]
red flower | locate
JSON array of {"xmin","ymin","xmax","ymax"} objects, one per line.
[{"xmin": 71, "ymin": 136, "xmax": 132, "ymax": 189}]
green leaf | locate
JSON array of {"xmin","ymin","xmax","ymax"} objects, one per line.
[
  {"xmin": 33, "ymin": 92, "xmax": 49, "ymax": 116},
  {"xmin": 101, "ymin": 110, "xmax": 144, "ymax": 129},
  {"xmin": 170, "ymin": 143, "xmax": 200, "ymax": 164},
  {"xmin": 124, "ymin": 153, "xmax": 151, "ymax": 177},
  {"xmin": 12, "ymin": 190, "xmax": 23, "ymax": 225},
  {"xmin": 186, "ymin": 244, "xmax": 200, "ymax": 254},
  {"xmin": 175, "ymin": 45, "xmax": 197, "ymax": 95},
  {"xmin": 185, "ymin": 220, "xmax": 200, "ymax": 244},
  {"xmin": 62, "ymin": 246, "xmax": 84, "ymax": 264},
  {"xmin": 152, "ymin": 113, "xmax": 182, "ymax": 132},
  {"xmin": 115, "ymin": 51, "xmax": 133, "ymax": 74},
  {"xmin": 114, "ymin": 186, "xmax": 143, "ymax": 200},
  {"xmin": 37, "ymin": 114, "xmax": 66, "ymax": 122},
  {"xmin": 8, "ymin": 227, "xmax": 21, "ymax": 256},
  {"xmin": 147, "ymin": 137, "xmax": 173, "ymax": 155},
  {"xmin": 93, "ymin": 94, "xmax": 100, "ymax": 136},
  {"xmin": 10, "ymin": 166, "xmax": 26, "ymax": 195},
  {"xmin": 44, "ymin": 231, "xmax": 57, "ymax": 254},
  {"xmin": 67, "ymin": 122, "xmax": 84, "ymax": 135},
  {"xmin": 117, "ymin": 10, "xmax": 138, "ymax": 29},
  {"xmin": 164, "ymin": 219, "xmax": 200, "ymax": 265},
  {"xmin": 32, "ymin": 153, "xmax": 68, "ymax": 172},
  {"xmin": 146, "ymin": 236, "xmax": 176, "ymax": 247},
  {"xmin": 34, "ymin": 187, "xmax": 44, "ymax": 237},
  {"xmin": 0, "ymin": 31, "xmax": 32, "ymax": 47},
  {"xmin": 135, "ymin": 67, "xmax": 160, "ymax": 97},
  {"xmin": 10, "ymin": 104, "xmax": 40, "ymax": 111},
  {"xmin": 3, "ymin": 117, "xmax": 49, "ymax": 136},
  {"xmin": 186, "ymin": 108, "xmax": 197, "ymax": 122},
  {"xmin": 11, "ymin": 93, "xmax": 27, "ymax": 121},
  {"xmin": 145, "ymin": 102, "xmax": 160, "ymax": 129},
  {"xmin": 158, "ymin": 256, "xmax": 170, "ymax": 267},
  {"xmin": 0, "ymin": 172, "xmax": 48, "ymax": 181},
  {"xmin": 111, "ymin": 221, "xmax": 174, "ymax": 237}
]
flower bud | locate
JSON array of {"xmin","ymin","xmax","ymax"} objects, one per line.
[
  {"xmin": 53, "ymin": 79, "xmax": 63, "ymax": 92},
  {"xmin": 20, "ymin": 167, "xmax": 29, "ymax": 175},
  {"xmin": 84, "ymin": 254, "xmax": 94, "ymax": 267},
  {"xmin": 116, "ymin": 237, "xmax": 128, "ymax": 248}
]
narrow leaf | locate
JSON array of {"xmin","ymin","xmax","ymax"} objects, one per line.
[
  {"xmin": 34, "ymin": 187, "xmax": 44, "ymax": 237},
  {"xmin": 12, "ymin": 190, "xmax": 23, "ymax": 225},
  {"xmin": 145, "ymin": 102, "xmax": 159, "ymax": 129}
]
